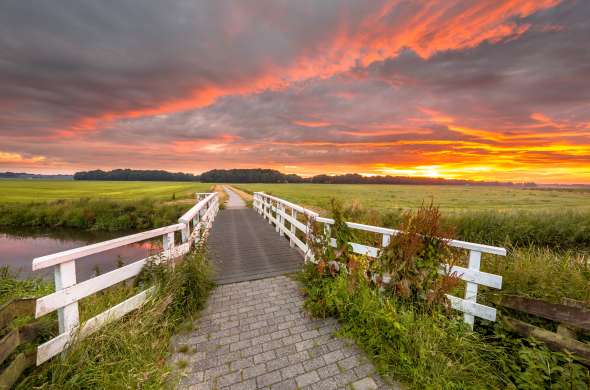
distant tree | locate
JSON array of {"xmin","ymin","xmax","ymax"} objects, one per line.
[{"xmin": 73, "ymin": 169, "xmax": 200, "ymax": 181}]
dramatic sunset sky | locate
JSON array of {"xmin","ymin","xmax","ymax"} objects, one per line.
[{"xmin": 1, "ymin": 0, "xmax": 589, "ymax": 183}]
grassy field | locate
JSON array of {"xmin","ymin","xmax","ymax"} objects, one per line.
[
  {"xmin": 236, "ymin": 183, "xmax": 590, "ymax": 213},
  {"xmin": 0, "ymin": 180, "xmax": 212, "ymax": 203}
]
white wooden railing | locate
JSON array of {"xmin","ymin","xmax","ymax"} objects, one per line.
[
  {"xmin": 32, "ymin": 192, "xmax": 219, "ymax": 365},
  {"xmin": 253, "ymin": 192, "xmax": 506, "ymax": 329}
]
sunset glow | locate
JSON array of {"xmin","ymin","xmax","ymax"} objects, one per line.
[{"xmin": 1, "ymin": 0, "xmax": 589, "ymax": 183}]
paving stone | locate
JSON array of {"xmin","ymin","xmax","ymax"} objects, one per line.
[
  {"xmin": 280, "ymin": 362, "xmax": 305, "ymax": 379},
  {"xmin": 229, "ymin": 379, "xmax": 257, "ymax": 390},
  {"xmin": 256, "ymin": 370, "xmax": 283, "ymax": 387},
  {"xmin": 243, "ymin": 364, "xmax": 267, "ymax": 380},
  {"xmin": 218, "ymin": 371, "xmax": 242, "ymax": 387},
  {"xmin": 270, "ymin": 378, "xmax": 297, "ymax": 390},
  {"xmin": 351, "ymin": 377, "xmax": 378, "ymax": 390},
  {"xmin": 296, "ymin": 371, "xmax": 321, "ymax": 387}
]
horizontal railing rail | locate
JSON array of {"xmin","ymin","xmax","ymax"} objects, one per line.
[
  {"xmin": 253, "ymin": 192, "xmax": 505, "ymax": 328},
  {"xmin": 32, "ymin": 192, "xmax": 219, "ymax": 365}
]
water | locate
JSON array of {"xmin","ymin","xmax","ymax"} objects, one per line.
[{"xmin": 0, "ymin": 229, "xmax": 161, "ymax": 282}]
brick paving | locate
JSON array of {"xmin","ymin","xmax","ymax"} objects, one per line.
[{"xmin": 170, "ymin": 276, "xmax": 399, "ymax": 390}]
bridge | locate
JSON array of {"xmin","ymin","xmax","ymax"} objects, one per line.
[{"xmin": 30, "ymin": 186, "xmax": 506, "ymax": 390}]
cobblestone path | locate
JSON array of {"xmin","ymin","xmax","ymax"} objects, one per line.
[{"xmin": 170, "ymin": 276, "xmax": 398, "ymax": 390}]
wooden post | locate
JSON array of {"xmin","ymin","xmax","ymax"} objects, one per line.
[
  {"xmin": 276, "ymin": 202, "xmax": 285, "ymax": 236},
  {"xmin": 464, "ymin": 250, "xmax": 481, "ymax": 328},
  {"xmin": 181, "ymin": 223, "xmax": 190, "ymax": 244},
  {"xmin": 54, "ymin": 261, "xmax": 79, "ymax": 334},
  {"xmin": 382, "ymin": 233, "xmax": 391, "ymax": 248},
  {"xmin": 290, "ymin": 209, "xmax": 297, "ymax": 248},
  {"xmin": 163, "ymin": 232, "xmax": 175, "ymax": 261}
]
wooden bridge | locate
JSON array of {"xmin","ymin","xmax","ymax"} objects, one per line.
[
  {"xmin": 208, "ymin": 189, "xmax": 303, "ymax": 285},
  {"xmin": 29, "ymin": 186, "xmax": 507, "ymax": 389}
]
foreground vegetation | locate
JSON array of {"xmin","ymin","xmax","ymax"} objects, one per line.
[
  {"xmin": 298, "ymin": 201, "xmax": 589, "ymax": 389},
  {"xmin": 9, "ymin": 247, "xmax": 213, "ymax": 389}
]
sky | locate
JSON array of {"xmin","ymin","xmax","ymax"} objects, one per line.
[{"xmin": 0, "ymin": 0, "xmax": 589, "ymax": 184}]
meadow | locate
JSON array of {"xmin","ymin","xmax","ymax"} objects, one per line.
[
  {"xmin": 0, "ymin": 180, "xmax": 211, "ymax": 203},
  {"xmin": 237, "ymin": 183, "xmax": 590, "ymax": 249},
  {"xmin": 0, "ymin": 180, "xmax": 214, "ymax": 232},
  {"xmin": 235, "ymin": 183, "xmax": 590, "ymax": 213}
]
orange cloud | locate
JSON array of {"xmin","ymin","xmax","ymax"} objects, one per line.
[
  {"xmin": 59, "ymin": 1, "xmax": 561, "ymax": 135},
  {"xmin": 0, "ymin": 151, "xmax": 46, "ymax": 164}
]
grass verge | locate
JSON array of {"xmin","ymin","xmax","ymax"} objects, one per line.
[
  {"xmin": 0, "ymin": 198, "xmax": 192, "ymax": 232},
  {"xmin": 298, "ymin": 263, "xmax": 590, "ymax": 389},
  {"xmin": 15, "ymin": 247, "xmax": 214, "ymax": 389}
]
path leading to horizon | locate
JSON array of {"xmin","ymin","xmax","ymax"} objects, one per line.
[
  {"xmin": 207, "ymin": 187, "xmax": 302, "ymax": 285},
  {"xmin": 223, "ymin": 186, "xmax": 248, "ymax": 209},
  {"xmin": 171, "ymin": 188, "xmax": 395, "ymax": 390}
]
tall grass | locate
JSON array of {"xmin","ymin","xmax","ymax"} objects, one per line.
[
  {"xmin": 381, "ymin": 208, "xmax": 590, "ymax": 249},
  {"xmin": 299, "ymin": 264, "xmax": 507, "ymax": 388},
  {"xmin": 16, "ymin": 248, "xmax": 214, "ymax": 389},
  {"xmin": 0, "ymin": 198, "xmax": 189, "ymax": 232},
  {"xmin": 0, "ymin": 266, "xmax": 53, "ymax": 305},
  {"xmin": 482, "ymin": 246, "xmax": 590, "ymax": 304}
]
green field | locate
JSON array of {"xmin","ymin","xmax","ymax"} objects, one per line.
[
  {"xmin": 236, "ymin": 183, "xmax": 590, "ymax": 213},
  {"xmin": 0, "ymin": 180, "xmax": 212, "ymax": 203}
]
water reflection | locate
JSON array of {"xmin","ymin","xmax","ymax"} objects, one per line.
[{"xmin": 0, "ymin": 228, "xmax": 162, "ymax": 282}]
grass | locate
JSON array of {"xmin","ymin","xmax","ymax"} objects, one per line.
[
  {"xmin": 482, "ymin": 246, "xmax": 590, "ymax": 304},
  {"xmin": 0, "ymin": 267, "xmax": 53, "ymax": 305},
  {"xmin": 298, "ymin": 264, "xmax": 590, "ymax": 389},
  {"xmin": 0, "ymin": 180, "xmax": 211, "ymax": 203},
  {"xmin": 239, "ymin": 183, "xmax": 590, "ymax": 249},
  {"xmin": 236, "ymin": 183, "xmax": 590, "ymax": 212},
  {"xmin": 0, "ymin": 198, "xmax": 195, "ymax": 232},
  {"xmin": 15, "ymin": 247, "xmax": 214, "ymax": 389},
  {"xmin": 297, "ymin": 200, "xmax": 590, "ymax": 389}
]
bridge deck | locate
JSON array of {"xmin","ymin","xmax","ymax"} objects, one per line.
[
  {"xmin": 207, "ymin": 190, "xmax": 303, "ymax": 284},
  {"xmin": 171, "ymin": 188, "xmax": 394, "ymax": 389}
]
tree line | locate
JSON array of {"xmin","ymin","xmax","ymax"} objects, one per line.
[
  {"xmin": 73, "ymin": 169, "xmax": 200, "ymax": 181},
  {"xmin": 71, "ymin": 168, "xmax": 534, "ymax": 186}
]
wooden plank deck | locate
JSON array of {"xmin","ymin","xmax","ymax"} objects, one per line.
[{"xmin": 207, "ymin": 208, "xmax": 304, "ymax": 284}]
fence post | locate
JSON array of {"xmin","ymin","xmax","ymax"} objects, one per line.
[
  {"xmin": 54, "ymin": 261, "xmax": 79, "ymax": 334},
  {"xmin": 268, "ymin": 198, "xmax": 272, "ymax": 225},
  {"xmin": 464, "ymin": 250, "xmax": 482, "ymax": 328},
  {"xmin": 163, "ymin": 232, "xmax": 175, "ymax": 261},
  {"xmin": 382, "ymin": 233, "xmax": 391, "ymax": 248},
  {"xmin": 290, "ymin": 209, "xmax": 297, "ymax": 247},
  {"xmin": 275, "ymin": 202, "xmax": 283, "ymax": 236}
]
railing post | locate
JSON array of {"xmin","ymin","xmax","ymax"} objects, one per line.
[
  {"xmin": 181, "ymin": 223, "xmax": 190, "ymax": 244},
  {"xmin": 464, "ymin": 250, "xmax": 482, "ymax": 328},
  {"xmin": 267, "ymin": 198, "xmax": 272, "ymax": 225},
  {"xmin": 54, "ymin": 261, "xmax": 79, "ymax": 334},
  {"xmin": 275, "ymin": 202, "xmax": 283, "ymax": 236},
  {"xmin": 290, "ymin": 209, "xmax": 297, "ymax": 247},
  {"xmin": 381, "ymin": 233, "xmax": 391, "ymax": 248},
  {"xmin": 163, "ymin": 232, "xmax": 175, "ymax": 260}
]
